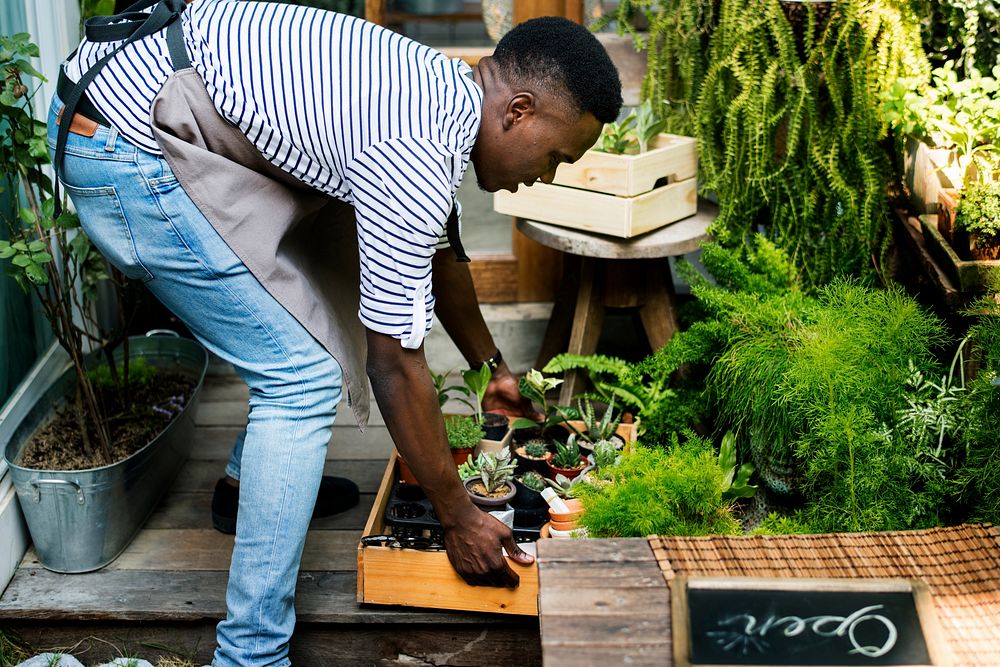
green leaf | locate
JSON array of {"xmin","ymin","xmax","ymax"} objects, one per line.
[
  {"xmin": 0, "ymin": 245, "xmax": 15, "ymax": 259},
  {"xmin": 27, "ymin": 239, "xmax": 46, "ymax": 252},
  {"xmin": 24, "ymin": 262, "xmax": 46, "ymax": 284},
  {"xmin": 18, "ymin": 207, "xmax": 36, "ymax": 226},
  {"xmin": 70, "ymin": 232, "xmax": 90, "ymax": 262},
  {"xmin": 28, "ymin": 136, "xmax": 48, "ymax": 159},
  {"xmin": 12, "ymin": 59, "xmax": 44, "ymax": 81},
  {"xmin": 0, "ymin": 90, "xmax": 18, "ymax": 107},
  {"xmin": 11, "ymin": 253, "xmax": 30, "ymax": 267},
  {"xmin": 30, "ymin": 251, "xmax": 52, "ymax": 263},
  {"xmin": 41, "ymin": 197, "xmax": 54, "ymax": 218},
  {"xmin": 11, "ymin": 241, "xmax": 27, "ymax": 252},
  {"xmin": 56, "ymin": 212, "xmax": 79, "ymax": 229},
  {"xmin": 511, "ymin": 418, "xmax": 540, "ymax": 430}
]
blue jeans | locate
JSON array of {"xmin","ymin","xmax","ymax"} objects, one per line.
[{"xmin": 49, "ymin": 95, "xmax": 342, "ymax": 667}]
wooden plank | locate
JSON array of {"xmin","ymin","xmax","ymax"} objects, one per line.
[
  {"xmin": 541, "ymin": 643, "xmax": 672, "ymax": 666},
  {"xmin": 0, "ymin": 569, "xmax": 502, "ymax": 623},
  {"xmin": 9, "ymin": 620, "xmax": 542, "ymax": 667},
  {"xmin": 495, "ymin": 179, "xmax": 698, "ymax": 239},
  {"xmin": 539, "ymin": 561, "xmax": 667, "ymax": 588},
  {"xmin": 191, "ymin": 424, "xmax": 395, "ymax": 461},
  {"xmin": 468, "ymin": 253, "xmax": 519, "ymax": 303},
  {"xmin": 146, "ymin": 490, "xmax": 375, "ymax": 531},
  {"xmin": 19, "ymin": 529, "xmax": 360, "ymax": 572},
  {"xmin": 541, "ymin": 613, "xmax": 670, "ymax": 645},
  {"xmin": 170, "ymin": 459, "xmax": 388, "ymax": 494},
  {"xmin": 537, "ymin": 537, "xmax": 655, "ymax": 562},
  {"xmin": 539, "ymin": 585, "xmax": 671, "ymax": 616}
]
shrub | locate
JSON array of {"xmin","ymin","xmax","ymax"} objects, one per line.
[
  {"xmin": 579, "ymin": 436, "xmax": 740, "ymax": 537},
  {"xmin": 955, "ymin": 180, "xmax": 1000, "ymax": 241},
  {"xmin": 444, "ymin": 415, "xmax": 483, "ymax": 450}
]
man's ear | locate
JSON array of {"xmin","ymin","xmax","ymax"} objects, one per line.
[{"xmin": 503, "ymin": 92, "xmax": 536, "ymax": 130}]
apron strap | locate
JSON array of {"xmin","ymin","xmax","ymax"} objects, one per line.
[
  {"xmin": 446, "ymin": 203, "xmax": 470, "ymax": 263},
  {"xmin": 53, "ymin": 0, "xmax": 190, "ymax": 217}
]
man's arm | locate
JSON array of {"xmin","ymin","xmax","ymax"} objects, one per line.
[
  {"xmin": 366, "ymin": 330, "xmax": 534, "ymax": 586},
  {"xmin": 432, "ymin": 248, "xmax": 540, "ymax": 418}
]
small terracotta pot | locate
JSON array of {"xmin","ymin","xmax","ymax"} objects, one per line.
[
  {"xmin": 546, "ymin": 456, "xmax": 587, "ymax": 481},
  {"xmin": 548, "ymin": 498, "xmax": 584, "ymax": 524},
  {"xmin": 451, "ymin": 446, "xmax": 475, "ymax": 466},
  {"xmin": 549, "ymin": 518, "xmax": 580, "ymax": 531}
]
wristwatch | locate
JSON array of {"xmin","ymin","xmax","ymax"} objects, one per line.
[{"xmin": 473, "ymin": 348, "xmax": 503, "ymax": 373}]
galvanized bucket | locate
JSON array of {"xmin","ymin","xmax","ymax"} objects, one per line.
[{"xmin": 3, "ymin": 332, "xmax": 208, "ymax": 573}]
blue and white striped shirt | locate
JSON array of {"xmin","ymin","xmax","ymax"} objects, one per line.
[{"xmin": 64, "ymin": 0, "xmax": 483, "ymax": 348}]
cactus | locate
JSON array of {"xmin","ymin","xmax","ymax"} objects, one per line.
[
  {"xmin": 592, "ymin": 439, "xmax": 619, "ymax": 470},
  {"xmin": 518, "ymin": 470, "xmax": 547, "ymax": 492},
  {"xmin": 523, "ymin": 441, "xmax": 549, "ymax": 459}
]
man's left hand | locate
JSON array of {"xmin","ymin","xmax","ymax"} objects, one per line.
[{"xmin": 482, "ymin": 364, "xmax": 542, "ymax": 420}]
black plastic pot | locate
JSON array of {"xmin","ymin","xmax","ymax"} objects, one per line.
[
  {"xmin": 480, "ymin": 412, "xmax": 510, "ymax": 441},
  {"xmin": 511, "ymin": 477, "xmax": 549, "ymax": 510},
  {"xmin": 514, "ymin": 445, "xmax": 551, "ymax": 476}
]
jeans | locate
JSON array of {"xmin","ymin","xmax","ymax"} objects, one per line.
[{"xmin": 48, "ymin": 95, "xmax": 342, "ymax": 667}]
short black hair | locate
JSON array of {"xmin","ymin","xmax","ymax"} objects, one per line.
[{"xmin": 492, "ymin": 17, "xmax": 623, "ymax": 124}]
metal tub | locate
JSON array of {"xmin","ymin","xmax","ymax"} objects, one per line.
[{"xmin": 3, "ymin": 334, "xmax": 208, "ymax": 573}]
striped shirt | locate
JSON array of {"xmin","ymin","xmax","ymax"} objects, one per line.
[{"xmin": 64, "ymin": 0, "xmax": 483, "ymax": 349}]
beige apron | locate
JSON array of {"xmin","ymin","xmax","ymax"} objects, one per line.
[{"xmin": 149, "ymin": 70, "xmax": 371, "ymax": 429}]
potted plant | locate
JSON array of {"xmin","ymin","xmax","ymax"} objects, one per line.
[
  {"xmin": 546, "ymin": 439, "xmax": 588, "ymax": 481},
  {"xmin": 456, "ymin": 363, "xmax": 510, "ymax": 442},
  {"xmin": 953, "ymin": 181, "xmax": 1000, "ymax": 261},
  {"xmin": 464, "ymin": 447, "xmax": 517, "ymax": 509},
  {"xmin": 511, "ymin": 470, "xmax": 549, "ymax": 511},
  {"xmin": 494, "ymin": 99, "xmax": 698, "ymax": 237},
  {"xmin": 586, "ymin": 438, "xmax": 622, "ymax": 473},
  {"xmin": 513, "ymin": 440, "xmax": 552, "ymax": 476},
  {"xmin": 511, "ymin": 368, "xmax": 576, "ymax": 444},
  {"xmin": 445, "ymin": 414, "xmax": 484, "ymax": 466},
  {"xmin": 882, "ymin": 62, "xmax": 1000, "ymax": 217},
  {"xmin": 564, "ymin": 396, "xmax": 625, "ymax": 452},
  {"xmin": 0, "ymin": 36, "xmax": 208, "ymax": 573}
]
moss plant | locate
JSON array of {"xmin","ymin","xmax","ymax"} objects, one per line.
[
  {"xmin": 444, "ymin": 414, "xmax": 483, "ymax": 450},
  {"xmin": 579, "ymin": 437, "xmax": 741, "ymax": 537}
]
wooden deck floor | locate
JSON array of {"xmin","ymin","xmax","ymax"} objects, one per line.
[{"xmin": 0, "ymin": 363, "xmax": 540, "ymax": 665}]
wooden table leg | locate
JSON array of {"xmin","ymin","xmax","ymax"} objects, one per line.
[
  {"xmin": 637, "ymin": 259, "xmax": 679, "ymax": 351},
  {"xmin": 559, "ymin": 257, "xmax": 604, "ymax": 405},
  {"xmin": 535, "ymin": 255, "xmax": 580, "ymax": 370}
]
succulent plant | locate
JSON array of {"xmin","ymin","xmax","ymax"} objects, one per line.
[
  {"xmin": 592, "ymin": 439, "xmax": 619, "ymax": 469},
  {"xmin": 577, "ymin": 396, "xmax": 623, "ymax": 445},
  {"xmin": 457, "ymin": 452, "xmax": 484, "ymax": 481},
  {"xmin": 518, "ymin": 470, "xmax": 547, "ymax": 492},
  {"xmin": 522, "ymin": 441, "xmax": 549, "ymax": 459},
  {"xmin": 479, "ymin": 447, "xmax": 516, "ymax": 494},
  {"xmin": 545, "ymin": 473, "xmax": 586, "ymax": 499},
  {"xmin": 551, "ymin": 440, "xmax": 583, "ymax": 469}
]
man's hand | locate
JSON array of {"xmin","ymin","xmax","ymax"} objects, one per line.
[
  {"xmin": 482, "ymin": 363, "xmax": 542, "ymax": 421},
  {"xmin": 366, "ymin": 329, "xmax": 533, "ymax": 587},
  {"xmin": 442, "ymin": 505, "xmax": 534, "ymax": 587}
]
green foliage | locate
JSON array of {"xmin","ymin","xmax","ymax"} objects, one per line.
[
  {"xmin": 597, "ymin": 0, "xmax": 718, "ymax": 135},
  {"xmin": 570, "ymin": 396, "xmax": 622, "ymax": 444},
  {"xmin": 0, "ymin": 34, "xmax": 139, "ymax": 465},
  {"xmin": 749, "ymin": 511, "xmax": 815, "ymax": 535},
  {"xmin": 596, "ymin": 112, "xmax": 637, "ymax": 154},
  {"xmin": 551, "ymin": 440, "xmax": 583, "ymax": 469},
  {"xmin": 518, "ymin": 470, "xmax": 547, "ymax": 492},
  {"xmin": 514, "ymin": 369, "xmax": 578, "ymax": 431},
  {"xmin": 545, "ymin": 472, "xmax": 587, "ymax": 498},
  {"xmin": 458, "ymin": 363, "xmax": 492, "ymax": 423},
  {"xmin": 0, "ymin": 627, "xmax": 31, "ymax": 667},
  {"xmin": 696, "ymin": 0, "xmax": 928, "ymax": 287},
  {"xmin": 908, "ymin": 0, "xmax": 1000, "ymax": 77},
  {"xmin": 718, "ymin": 430, "xmax": 756, "ymax": 500},
  {"xmin": 444, "ymin": 414, "xmax": 483, "ymax": 450},
  {"xmin": 591, "ymin": 439, "xmax": 620, "ymax": 470},
  {"xmin": 478, "ymin": 447, "xmax": 516, "ymax": 493},
  {"xmin": 955, "ymin": 180, "xmax": 1000, "ymax": 240},
  {"xmin": 882, "ymin": 62, "xmax": 1000, "ymax": 185},
  {"xmin": 522, "ymin": 441, "xmax": 549, "ymax": 459},
  {"xmin": 429, "ymin": 367, "xmax": 463, "ymax": 408},
  {"xmin": 87, "ymin": 357, "xmax": 158, "ymax": 390},
  {"xmin": 579, "ymin": 438, "xmax": 741, "ymax": 537},
  {"xmin": 634, "ymin": 99, "xmax": 667, "ymax": 153}
]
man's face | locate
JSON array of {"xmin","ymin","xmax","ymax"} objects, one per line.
[{"xmin": 471, "ymin": 90, "xmax": 603, "ymax": 194}]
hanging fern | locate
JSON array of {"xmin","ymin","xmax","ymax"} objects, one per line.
[{"xmin": 694, "ymin": 0, "xmax": 928, "ymax": 287}]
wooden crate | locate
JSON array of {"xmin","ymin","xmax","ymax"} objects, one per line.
[
  {"xmin": 494, "ymin": 178, "xmax": 697, "ymax": 239},
  {"xmin": 920, "ymin": 215, "xmax": 1000, "ymax": 293},
  {"xmin": 553, "ymin": 133, "xmax": 697, "ymax": 197},
  {"xmin": 356, "ymin": 451, "xmax": 539, "ymax": 615}
]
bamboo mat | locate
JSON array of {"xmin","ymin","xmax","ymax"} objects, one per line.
[{"xmin": 649, "ymin": 524, "xmax": 1000, "ymax": 666}]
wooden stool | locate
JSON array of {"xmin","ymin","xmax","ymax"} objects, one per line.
[{"xmin": 518, "ymin": 200, "xmax": 717, "ymax": 405}]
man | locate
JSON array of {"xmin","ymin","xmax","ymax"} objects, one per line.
[{"xmin": 51, "ymin": 1, "xmax": 622, "ymax": 663}]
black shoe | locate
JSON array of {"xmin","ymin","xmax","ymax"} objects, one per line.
[{"xmin": 211, "ymin": 476, "xmax": 361, "ymax": 535}]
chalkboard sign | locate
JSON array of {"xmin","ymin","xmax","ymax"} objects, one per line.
[{"xmin": 671, "ymin": 577, "xmax": 949, "ymax": 667}]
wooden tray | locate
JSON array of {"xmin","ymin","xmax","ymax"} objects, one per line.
[
  {"xmin": 494, "ymin": 177, "xmax": 697, "ymax": 239},
  {"xmin": 356, "ymin": 451, "xmax": 539, "ymax": 615},
  {"xmin": 919, "ymin": 215, "xmax": 1000, "ymax": 292},
  {"xmin": 553, "ymin": 133, "xmax": 698, "ymax": 197}
]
